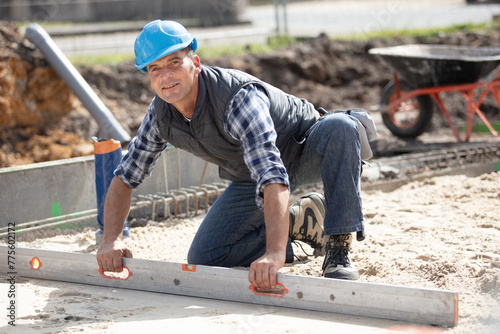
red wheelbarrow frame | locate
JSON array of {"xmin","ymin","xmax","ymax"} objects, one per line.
[{"xmin": 386, "ymin": 68, "xmax": 500, "ymax": 142}]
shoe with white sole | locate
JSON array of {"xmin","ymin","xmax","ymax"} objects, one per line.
[{"xmin": 289, "ymin": 192, "xmax": 326, "ymax": 257}]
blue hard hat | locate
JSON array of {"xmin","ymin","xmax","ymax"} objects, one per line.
[{"xmin": 134, "ymin": 20, "xmax": 198, "ymax": 73}]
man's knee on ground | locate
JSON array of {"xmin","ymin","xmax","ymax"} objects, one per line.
[
  {"xmin": 187, "ymin": 245, "xmax": 205, "ymax": 265},
  {"xmin": 187, "ymin": 244, "xmax": 228, "ymax": 266}
]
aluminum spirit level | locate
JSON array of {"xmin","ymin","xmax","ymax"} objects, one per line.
[{"xmin": 0, "ymin": 246, "xmax": 458, "ymax": 327}]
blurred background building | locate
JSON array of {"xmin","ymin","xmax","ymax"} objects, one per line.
[{"xmin": 0, "ymin": 0, "xmax": 248, "ymax": 26}]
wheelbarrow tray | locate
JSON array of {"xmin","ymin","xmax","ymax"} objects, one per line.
[{"xmin": 369, "ymin": 44, "xmax": 500, "ymax": 88}]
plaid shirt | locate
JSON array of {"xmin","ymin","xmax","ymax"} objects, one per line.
[{"xmin": 115, "ymin": 84, "xmax": 289, "ymax": 207}]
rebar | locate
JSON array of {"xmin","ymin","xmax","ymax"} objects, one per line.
[{"xmin": 364, "ymin": 142, "xmax": 500, "ymax": 183}]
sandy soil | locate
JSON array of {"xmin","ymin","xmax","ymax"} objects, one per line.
[{"xmin": 5, "ymin": 171, "xmax": 499, "ymax": 333}]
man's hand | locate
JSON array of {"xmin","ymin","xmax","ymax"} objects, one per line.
[
  {"xmin": 249, "ymin": 250, "xmax": 286, "ymax": 290},
  {"xmin": 248, "ymin": 183, "xmax": 289, "ymax": 290},
  {"xmin": 97, "ymin": 239, "xmax": 133, "ymax": 272},
  {"xmin": 96, "ymin": 176, "xmax": 134, "ymax": 272}
]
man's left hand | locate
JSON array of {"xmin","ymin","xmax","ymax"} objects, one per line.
[{"xmin": 248, "ymin": 250, "xmax": 286, "ymax": 290}]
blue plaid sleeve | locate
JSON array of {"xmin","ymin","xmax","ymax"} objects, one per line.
[
  {"xmin": 224, "ymin": 84, "xmax": 289, "ymax": 208},
  {"xmin": 114, "ymin": 104, "xmax": 168, "ymax": 190}
]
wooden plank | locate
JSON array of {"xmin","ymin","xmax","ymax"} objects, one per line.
[{"xmin": 0, "ymin": 246, "xmax": 458, "ymax": 327}]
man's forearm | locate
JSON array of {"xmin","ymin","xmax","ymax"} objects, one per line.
[
  {"xmin": 248, "ymin": 182, "xmax": 289, "ymax": 289},
  {"xmin": 102, "ymin": 176, "xmax": 133, "ymax": 243},
  {"xmin": 263, "ymin": 183, "xmax": 289, "ymax": 254}
]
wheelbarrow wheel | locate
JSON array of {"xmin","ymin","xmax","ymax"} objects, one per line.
[{"xmin": 380, "ymin": 79, "xmax": 433, "ymax": 138}]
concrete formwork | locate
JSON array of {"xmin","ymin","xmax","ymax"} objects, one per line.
[{"xmin": 0, "ymin": 147, "xmax": 221, "ymax": 228}]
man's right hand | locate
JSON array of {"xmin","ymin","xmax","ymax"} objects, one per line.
[
  {"xmin": 97, "ymin": 176, "xmax": 134, "ymax": 272},
  {"xmin": 97, "ymin": 239, "xmax": 133, "ymax": 272}
]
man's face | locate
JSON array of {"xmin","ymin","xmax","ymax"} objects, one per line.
[{"xmin": 146, "ymin": 49, "xmax": 201, "ymax": 107}]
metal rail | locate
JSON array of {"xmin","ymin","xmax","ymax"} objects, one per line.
[{"xmin": 363, "ymin": 141, "xmax": 500, "ymax": 188}]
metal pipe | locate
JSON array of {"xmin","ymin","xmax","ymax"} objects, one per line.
[
  {"xmin": 282, "ymin": 0, "xmax": 288, "ymax": 35},
  {"xmin": 24, "ymin": 23, "xmax": 131, "ymax": 143},
  {"xmin": 273, "ymin": 0, "xmax": 280, "ymax": 34}
]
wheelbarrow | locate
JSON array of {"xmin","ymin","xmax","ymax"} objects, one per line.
[{"xmin": 369, "ymin": 44, "xmax": 500, "ymax": 142}]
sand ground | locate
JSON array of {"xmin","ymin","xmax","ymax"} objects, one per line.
[{"xmin": 1, "ymin": 171, "xmax": 499, "ymax": 333}]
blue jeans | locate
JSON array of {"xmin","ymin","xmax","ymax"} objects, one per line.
[{"xmin": 188, "ymin": 113, "xmax": 363, "ymax": 267}]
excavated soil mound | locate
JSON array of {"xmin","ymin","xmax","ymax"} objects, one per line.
[
  {"xmin": 1, "ymin": 22, "xmax": 500, "ymax": 167},
  {"xmin": 0, "ymin": 21, "xmax": 94, "ymax": 167}
]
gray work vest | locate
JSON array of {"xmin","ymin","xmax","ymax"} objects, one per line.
[{"xmin": 153, "ymin": 65, "xmax": 319, "ymax": 182}]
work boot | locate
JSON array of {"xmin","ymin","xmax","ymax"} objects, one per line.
[
  {"xmin": 322, "ymin": 233, "xmax": 360, "ymax": 280},
  {"xmin": 289, "ymin": 192, "xmax": 326, "ymax": 257}
]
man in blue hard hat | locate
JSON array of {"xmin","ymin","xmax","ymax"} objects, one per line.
[{"xmin": 97, "ymin": 20, "xmax": 377, "ymax": 290}]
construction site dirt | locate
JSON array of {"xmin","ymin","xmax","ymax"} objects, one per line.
[{"xmin": 1, "ymin": 21, "xmax": 500, "ymax": 333}]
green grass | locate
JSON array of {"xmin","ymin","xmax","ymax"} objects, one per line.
[
  {"xmin": 196, "ymin": 35, "xmax": 297, "ymax": 59},
  {"xmin": 340, "ymin": 21, "xmax": 500, "ymax": 41},
  {"xmin": 67, "ymin": 21, "xmax": 499, "ymax": 66},
  {"xmin": 68, "ymin": 35, "xmax": 297, "ymax": 66},
  {"xmin": 472, "ymin": 123, "xmax": 500, "ymax": 133},
  {"xmin": 69, "ymin": 52, "xmax": 136, "ymax": 67}
]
